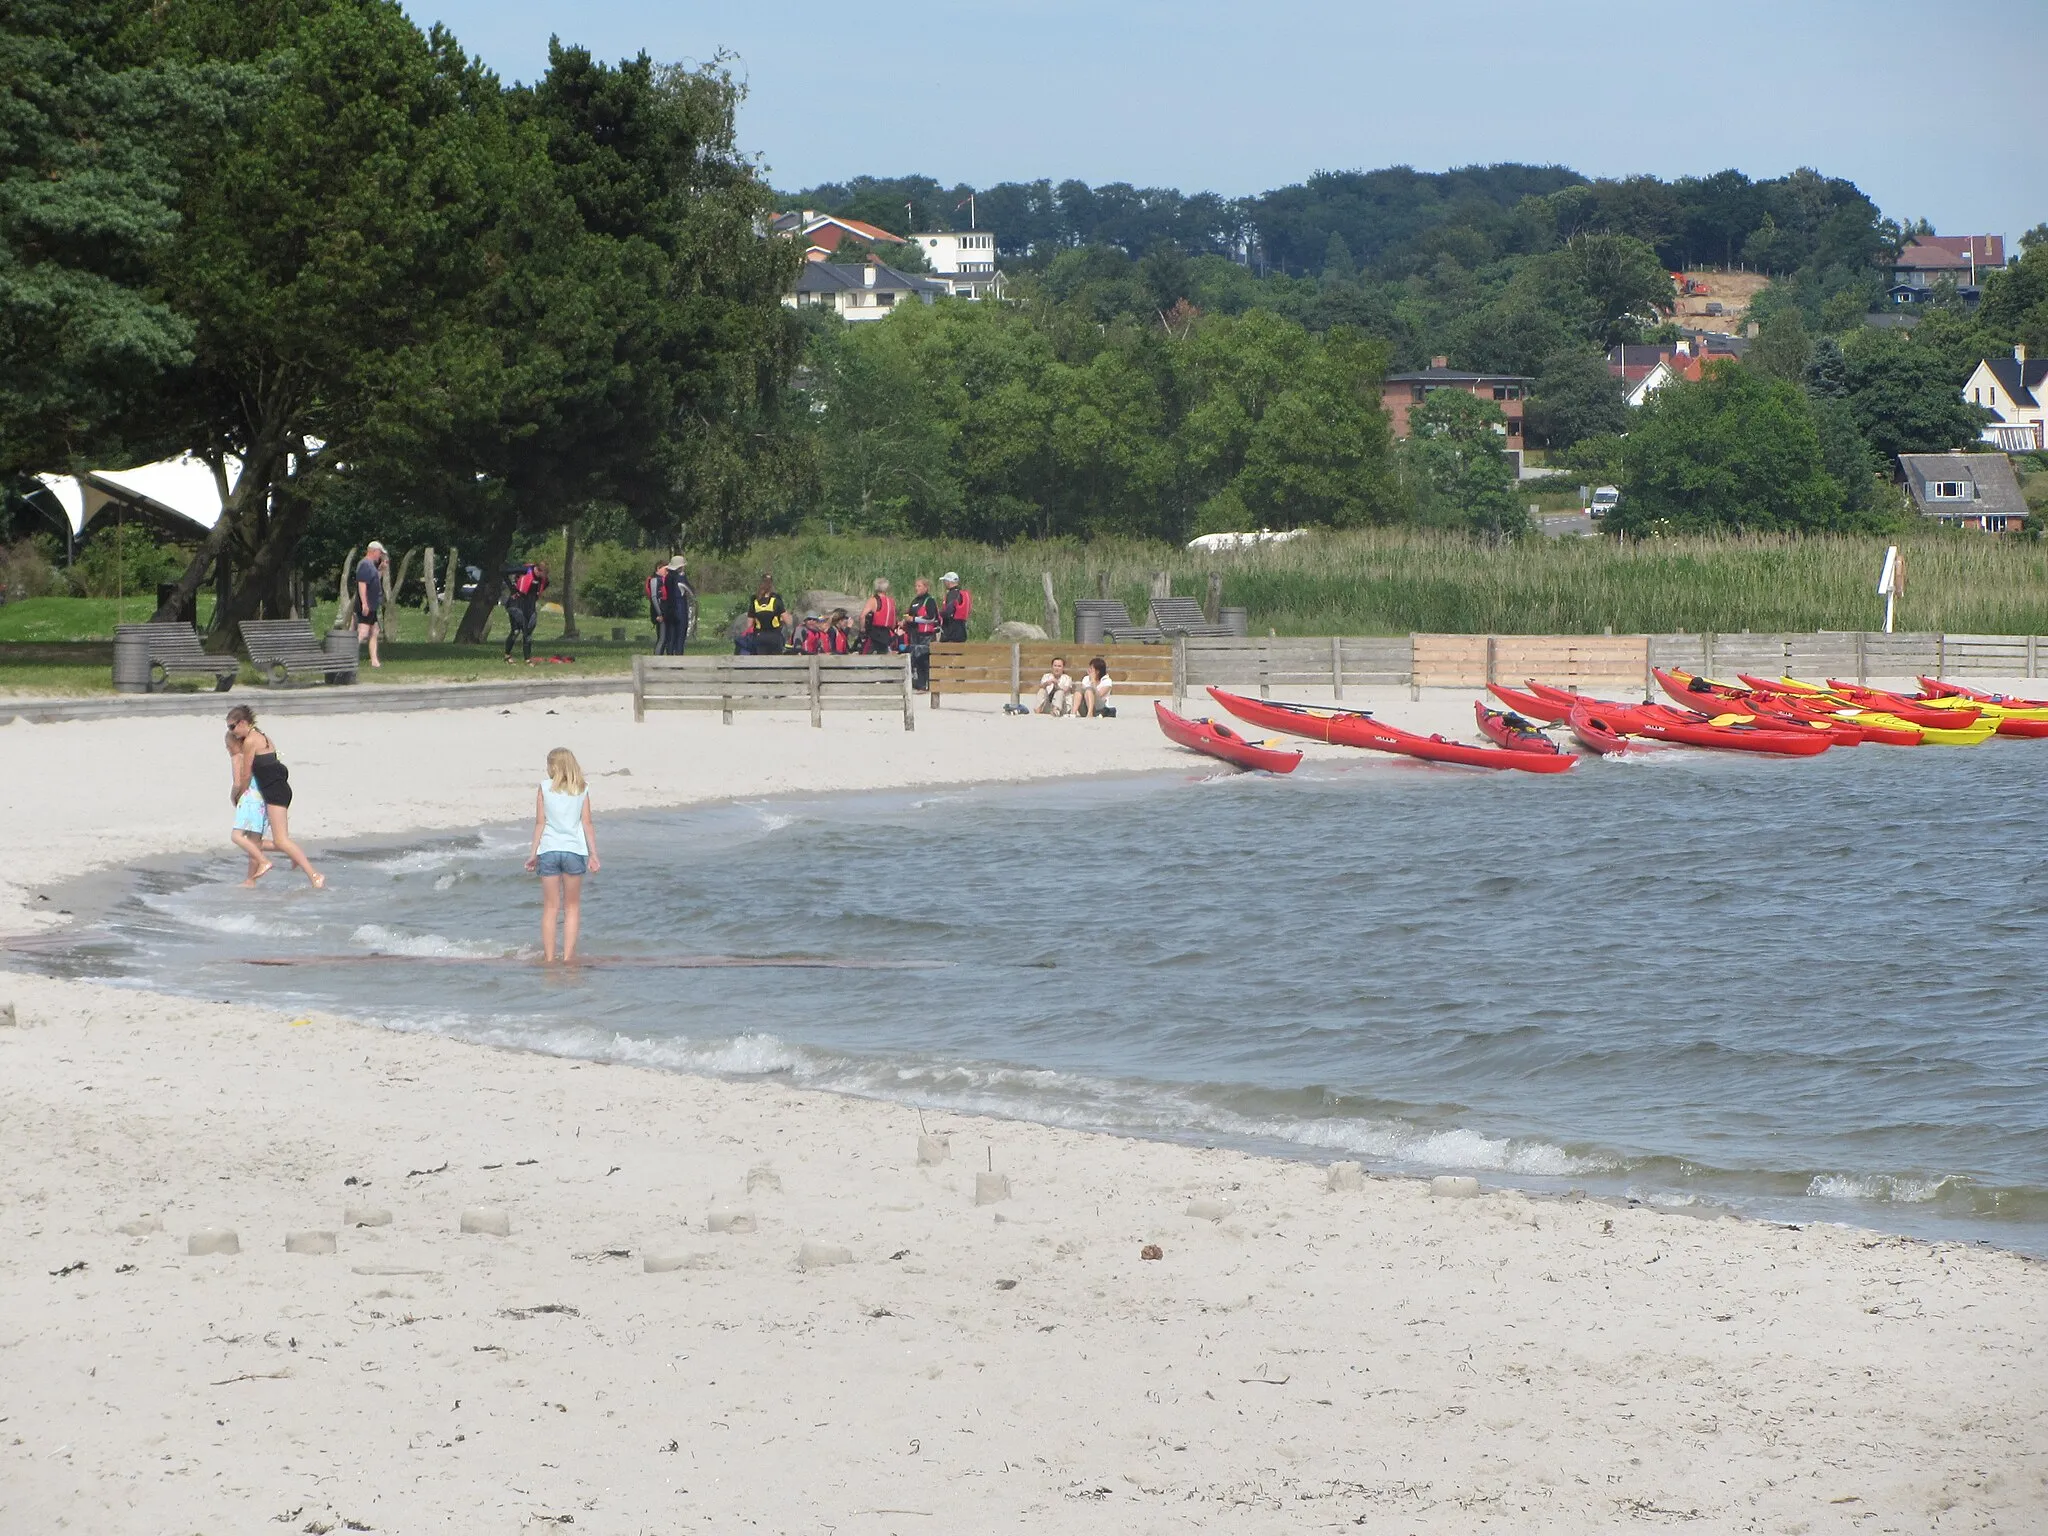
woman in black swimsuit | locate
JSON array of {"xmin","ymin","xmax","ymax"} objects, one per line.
[{"xmin": 226, "ymin": 705, "xmax": 324, "ymax": 889}]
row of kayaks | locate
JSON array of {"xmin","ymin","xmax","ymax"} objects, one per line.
[{"xmin": 1155, "ymin": 674, "xmax": 2048, "ymax": 775}]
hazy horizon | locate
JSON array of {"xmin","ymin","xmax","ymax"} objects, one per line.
[{"xmin": 401, "ymin": 0, "xmax": 2044, "ymax": 240}]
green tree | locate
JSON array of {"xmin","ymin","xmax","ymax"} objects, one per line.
[
  {"xmin": 1526, "ymin": 347, "xmax": 1629, "ymax": 449},
  {"xmin": 807, "ymin": 309, "xmax": 959, "ymax": 534},
  {"xmin": 1979, "ymin": 239, "xmax": 2048, "ymax": 356},
  {"xmin": 0, "ymin": 0, "xmax": 226, "ymax": 475},
  {"xmin": 1616, "ymin": 364, "xmax": 1842, "ymax": 533},
  {"xmin": 1839, "ymin": 327, "xmax": 1986, "ymax": 463},
  {"xmin": 1804, "ymin": 335, "xmax": 1848, "ymax": 398},
  {"xmin": 1403, "ymin": 388, "xmax": 1526, "ymax": 537},
  {"xmin": 1747, "ymin": 307, "xmax": 1812, "ymax": 384},
  {"xmin": 1559, "ymin": 232, "xmax": 1672, "ymax": 345}
]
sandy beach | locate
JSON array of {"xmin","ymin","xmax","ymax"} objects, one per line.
[{"xmin": 3, "ymin": 688, "xmax": 2045, "ymax": 1533}]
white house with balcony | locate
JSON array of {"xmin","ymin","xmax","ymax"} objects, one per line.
[
  {"xmin": 1963, "ymin": 345, "xmax": 2047, "ymax": 452},
  {"xmin": 905, "ymin": 229, "xmax": 1006, "ymax": 299}
]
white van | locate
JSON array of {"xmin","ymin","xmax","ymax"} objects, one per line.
[{"xmin": 1587, "ymin": 486, "xmax": 1621, "ymax": 519}]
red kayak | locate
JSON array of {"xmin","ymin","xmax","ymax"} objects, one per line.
[
  {"xmin": 1519, "ymin": 682, "xmax": 1833, "ymax": 757},
  {"xmin": 1566, "ymin": 700, "xmax": 1641, "ymax": 756},
  {"xmin": 1737, "ymin": 675, "xmax": 1976, "ymax": 730},
  {"xmin": 1485, "ymin": 681, "xmax": 1573, "ymax": 724},
  {"xmin": 1209, "ymin": 688, "xmax": 1575, "ymax": 774},
  {"xmin": 1474, "ymin": 700, "xmax": 1564, "ymax": 755},
  {"xmin": 1154, "ymin": 701, "xmax": 1302, "ymax": 773},
  {"xmin": 1653, "ymin": 666, "xmax": 1753, "ymax": 714}
]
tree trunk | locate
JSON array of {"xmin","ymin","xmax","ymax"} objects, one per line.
[
  {"xmin": 455, "ymin": 520, "xmax": 518, "ymax": 644},
  {"xmin": 386, "ymin": 547, "xmax": 417, "ymax": 641},
  {"xmin": 559, "ymin": 523, "xmax": 579, "ymax": 640}
]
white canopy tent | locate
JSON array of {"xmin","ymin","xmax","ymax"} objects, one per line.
[{"xmin": 33, "ymin": 453, "xmax": 240, "ymax": 539}]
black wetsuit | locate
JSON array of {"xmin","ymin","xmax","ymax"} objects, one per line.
[{"xmin": 251, "ymin": 751, "xmax": 292, "ymax": 808}]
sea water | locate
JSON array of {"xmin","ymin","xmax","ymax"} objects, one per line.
[{"xmin": 21, "ymin": 739, "xmax": 2048, "ymax": 1252}]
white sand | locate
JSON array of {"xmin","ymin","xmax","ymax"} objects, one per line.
[{"xmin": 3, "ymin": 689, "xmax": 2045, "ymax": 1532}]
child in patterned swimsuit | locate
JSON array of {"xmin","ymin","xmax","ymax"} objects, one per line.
[{"xmin": 227, "ymin": 728, "xmax": 273, "ymax": 886}]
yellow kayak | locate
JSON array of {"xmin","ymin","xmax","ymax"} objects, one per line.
[
  {"xmin": 1853, "ymin": 711, "xmax": 1997, "ymax": 746},
  {"xmin": 1919, "ymin": 696, "xmax": 2048, "ymax": 723}
]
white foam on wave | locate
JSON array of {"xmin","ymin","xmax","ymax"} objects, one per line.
[
  {"xmin": 349, "ymin": 923, "xmax": 509, "ymax": 959},
  {"xmin": 1806, "ymin": 1172, "xmax": 1950, "ymax": 1204},
  {"xmin": 175, "ymin": 909, "xmax": 311, "ymax": 940}
]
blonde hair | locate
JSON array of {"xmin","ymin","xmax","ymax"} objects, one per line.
[{"xmin": 546, "ymin": 747, "xmax": 585, "ymax": 795}]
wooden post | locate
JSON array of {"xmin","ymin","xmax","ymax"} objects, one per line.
[
  {"xmin": 1009, "ymin": 643, "xmax": 1021, "ymax": 708},
  {"xmin": 2030, "ymin": 635, "xmax": 2039, "ymax": 679},
  {"xmin": 1204, "ymin": 571, "xmax": 1222, "ymax": 626},
  {"xmin": 1041, "ymin": 571, "xmax": 1059, "ymax": 640},
  {"xmin": 1703, "ymin": 632, "xmax": 1717, "ymax": 680},
  {"xmin": 560, "ymin": 524, "xmax": 579, "ymax": 640},
  {"xmin": 1331, "ymin": 635, "xmax": 1344, "ymax": 700},
  {"xmin": 902, "ymin": 653, "xmax": 915, "ymax": 731},
  {"xmin": 1409, "ymin": 633, "xmax": 1420, "ymax": 701},
  {"xmin": 1855, "ymin": 629, "xmax": 1867, "ymax": 685},
  {"xmin": 333, "ymin": 547, "xmax": 357, "ymax": 633},
  {"xmin": 632, "ymin": 653, "xmax": 646, "ymax": 723},
  {"xmin": 1172, "ymin": 636, "xmax": 1186, "ymax": 708},
  {"xmin": 809, "ymin": 655, "xmax": 822, "ymax": 728},
  {"xmin": 1150, "ymin": 569, "xmax": 1170, "ymax": 601},
  {"xmin": 1485, "ymin": 635, "xmax": 1497, "ymax": 685},
  {"xmin": 1097, "ymin": 571, "xmax": 1110, "ymax": 600}
]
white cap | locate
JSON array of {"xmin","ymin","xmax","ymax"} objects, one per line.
[
  {"xmin": 941, "ymin": 570, "xmax": 959, "ymax": 584},
  {"xmin": 366, "ymin": 540, "xmax": 385, "ymax": 554}
]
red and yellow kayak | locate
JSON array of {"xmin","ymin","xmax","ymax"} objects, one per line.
[
  {"xmin": 1209, "ymin": 689, "xmax": 1575, "ymax": 773},
  {"xmin": 1474, "ymin": 700, "xmax": 1566, "ymax": 756}
]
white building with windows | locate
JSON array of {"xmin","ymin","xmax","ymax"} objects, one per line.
[
  {"xmin": 905, "ymin": 229, "xmax": 1005, "ymax": 299},
  {"xmin": 786, "ymin": 259, "xmax": 946, "ymax": 322}
]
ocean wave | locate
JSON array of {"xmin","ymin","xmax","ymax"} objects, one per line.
[
  {"xmin": 349, "ymin": 923, "xmax": 509, "ymax": 959},
  {"xmin": 1806, "ymin": 1172, "xmax": 1951, "ymax": 1204},
  {"xmin": 172, "ymin": 910, "xmax": 311, "ymax": 939}
]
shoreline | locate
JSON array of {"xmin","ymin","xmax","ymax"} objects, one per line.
[{"xmin": 4, "ymin": 692, "xmax": 2047, "ymax": 1530}]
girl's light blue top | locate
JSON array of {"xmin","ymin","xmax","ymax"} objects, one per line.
[{"xmin": 537, "ymin": 783, "xmax": 588, "ymax": 856}]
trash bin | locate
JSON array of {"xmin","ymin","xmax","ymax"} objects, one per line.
[
  {"xmin": 113, "ymin": 628, "xmax": 152, "ymax": 693},
  {"xmin": 1076, "ymin": 609, "xmax": 1106, "ymax": 646},
  {"xmin": 1221, "ymin": 607, "xmax": 1249, "ymax": 636},
  {"xmin": 322, "ymin": 627, "xmax": 360, "ymax": 684}
]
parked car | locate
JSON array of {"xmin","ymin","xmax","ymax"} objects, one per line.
[
  {"xmin": 1587, "ymin": 486, "xmax": 1621, "ymax": 519},
  {"xmin": 456, "ymin": 564, "xmax": 483, "ymax": 600}
]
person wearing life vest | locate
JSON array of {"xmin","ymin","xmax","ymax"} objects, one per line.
[
  {"xmin": 796, "ymin": 612, "xmax": 828, "ymax": 654},
  {"xmin": 659, "ymin": 557, "xmax": 693, "ymax": 655},
  {"xmin": 738, "ymin": 573, "xmax": 787, "ymax": 655},
  {"xmin": 823, "ymin": 609, "xmax": 853, "ymax": 654},
  {"xmin": 859, "ymin": 578, "xmax": 898, "ymax": 655},
  {"xmin": 504, "ymin": 560, "xmax": 547, "ymax": 662},
  {"xmin": 939, "ymin": 570, "xmax": 972, "ymax": 643},
  {"xmin": 905, "ymin": 576, "xmax": 940, "ymax": 691}
]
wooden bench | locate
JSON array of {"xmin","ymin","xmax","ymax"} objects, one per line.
[
  {"xmin": 1147, "ymin": 595, "xmax": 1232, "ymax": 638},
  {"xmin": 927, "ymin": 642, "xmax": 1176, "ymax": 709},
  {"xmin": 241, "ymin": 618, "xmax": 358, "ymax": 686},
  {"xmin": 634, "ymin": 654, "xmax": 913, "ymax": 729},
  {"xmin": 113, "ymin": 623, "xmax": 239, "ymax": 693}
]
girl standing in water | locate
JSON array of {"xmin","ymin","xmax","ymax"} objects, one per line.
[
  {"xmin": 227, "ymin": 728, "xmax": 272, "ymax": 885},
  {"xmin": 524, "ymin": 747, "xmax": 599, "ymax": 962},
  {"xmin": 226, "ymin": 706, "xmax": 324, "ymax": 889}
]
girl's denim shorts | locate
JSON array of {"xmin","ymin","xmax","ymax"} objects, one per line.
[{"xmin": 536, "ymin": 851, "xmax": 587, "ymax": 876}]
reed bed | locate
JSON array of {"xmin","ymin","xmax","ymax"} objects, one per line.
[{"xmin": 700, "ymin": 530, "xmax": 2048, "ymax": 639}]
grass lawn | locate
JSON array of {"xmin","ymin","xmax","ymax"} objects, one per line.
[{"xmin": 0, "ymin": 598, "xmax": 664, "ymax": 696}]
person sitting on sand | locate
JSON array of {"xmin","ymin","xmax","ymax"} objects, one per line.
[
  {"xmin": 524, "ymin": 746, "xmax": 599, "ymax": 963},
  {"xmin": 227, "ymin": 728, "xmax": 272, "ymax": 885},
  {"xmin": 226, "ymin": 705, "xmax": 323, "ymax": 889},
  {"xmin": 1076, "ymin": 657, "xmax": 1116, "ymax": 718},
  {"xmin": 1036, "ymin": 657, "xmax": 1075, "ymax": 716}
]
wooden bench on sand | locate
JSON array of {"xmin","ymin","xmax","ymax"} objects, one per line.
[
  {"xmin": 634, "ymin": 654, "xmax": 914, "ymax": 729},
  {"xmin": 928, "ymin": 642, "xmax": 1175, "ymax": 709},
  {"xmin": 113, "ymin": 623, "xmax": 240, "ymax": 693},
  {"xmin": 241, "ymin": 618, "xmax": 358, "ymax": 687}
]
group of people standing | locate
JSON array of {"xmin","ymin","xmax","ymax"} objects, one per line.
[
  {"xmin": 734, "ymin": 571, "xmax": 971, "ymax": 691},
  {"xmin": 646, "ymin": 557, "xmax": 695, "ymax": 655}
]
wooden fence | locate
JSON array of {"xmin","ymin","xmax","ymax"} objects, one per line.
[{"xmin": 1162, "ymin": 631, "xmax": 2048, "ymax": 702}]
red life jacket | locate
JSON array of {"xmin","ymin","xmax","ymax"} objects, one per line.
[
  {"xmin": 945, "ymin": 586, "xmax": 972, "ymax": 621},
  {"xmin": 825, "ymin": 628, "xmax": 850, "ymax": 654},
  {"xmin": 868, "ymin": 595, "xmax": 897, "ymax": 630},
  {"xmin": 907, "ymin": 595, "xmax": 940, "ymax": 637}
]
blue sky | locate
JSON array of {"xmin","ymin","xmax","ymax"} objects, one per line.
[{"xmin": 403, "ymin": 0, "xmax": 2045, "ymax": 239}]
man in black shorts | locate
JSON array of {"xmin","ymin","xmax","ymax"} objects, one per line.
[{"xmin": 354, "ymin": 541, "xmax": 386, "ymax": 668}]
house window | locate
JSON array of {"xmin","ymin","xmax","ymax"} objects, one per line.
[
  {"xmin": 1929, "ymin": 481, "xmax": 1972, "ymax": 500},
  {"xmin": 876, "ymin": 292, "xmax": 894, "ymax": 306},
  {"xmin": 1492, "ymin": 385, "xmax": 1507, "ymax": 400},
  {"xmin": 1507, "ymin": 419, "xmax": 1521, "ymax": 435},
  {"xmin": 1986, "ymin": 516, "xmax": 2010, "ymax": 532},
  {"xmin": 1411, "ymin": 384, "xmax": 1426, "ymax": 402}
]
